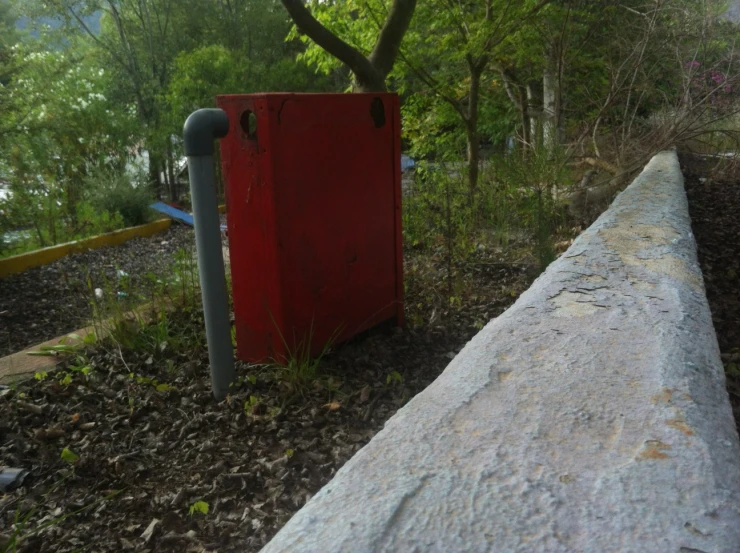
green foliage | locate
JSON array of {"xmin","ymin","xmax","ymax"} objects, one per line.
[
  {"xmin": 60, "ymin": 447, "xmax": 79, "ymax": 465},
  {"xmin": 484, "ymin": 149, "xmax": 570, "ymax": 270},
  {"xmin": 0, "ymin": 40, "xmax": 138, "ymax": 256},
  {"xmin": 84, "ymin": 243, "xmax": 204, "ymax": 362},
  {"xmin": 86, "ymin": 170, "xmax": 153, "ymax": 228},
  {"xmin": 1, "ymin": 488, "xmax": 122, "ymax": 553},
  {"xmin": 189, "ymin": 501, "xmax": 209, "ymax": 516},
  {"xmin": 402, "ymin": 161, "xmax": 477, "ymax": 254},
  {"xmin": 727, "ymin": 362, "xmax": 740, "ymax": 378},
  {"xmin": 128, "ymin": 372, "xmax": 177, "ymax": 393},
  {"xmin": 404, "ymin": 147, "xmax": 570, "ymax": 286},
  {"xmin": 75, "ymin": 201, "xmax": 126, "ymax": 236},
  {"xmin": 244, "ymin": 395, "xmax": 262, "ymax": 415},
  {"xmin": 386, "ymin": 370, "xmax": 403, "ymax": 386},
  {"xmin": 6, "ymin": 0, "xmax": 330, "ymax": 209},
  {"xmin": 166, "ymin": 45, "xmax": 247, "ymax": 118},
  {"xmin": 269, "ymin": 323, "xmax": 340, "ymax": 395}
]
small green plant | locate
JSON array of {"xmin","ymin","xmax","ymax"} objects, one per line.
[
  {"xmin": 269, "ymin": 318, "xmax": 340, "ymax": 395},
  {"xmin": 168, "ymin": 246, "xmax": 200, "ymax": 308},
  {"xmin": 727, "ymin": 362, "xmax": 740, "ymax": 378},
  {"xmin": 27, "ymin": 334, "xmax": 84, "ymax": 356},
  {"xmin": 46, "ymin": 354, "xmax": 93, "ymax": 387},
  {"xmin": 128, "ymin": 372, "xmax": 176, "ymax": 393},
  {"xmin": 285, "ymin": 448, "xmax": 295, "ymax": 458},
  {"xmin": 1, "ymin": 490, "xmax": 122, "ymax": 552},
  {"xmin": 229, "ymin": 373, "xmax": 257, "ymax": 390},
  {"xmin": 1, "ymin": 504, "xmax": 37, "ymax": 553},
  {"xmin": 68, "ymin": 358, "xmax": 92, "ymax": 376},
  {"xmin": 165, "ymin": 359, "xmax": 176, "ymax": 374},
  {"xmin": 189, "ymin": 501, "xmax": 209, "ymax": 516},
  {"xmin": 33, "ymin": 371, "xmax": 49, "ymax": 381},
  {"xmin": 60, "ymin": 447, "xmax": 79, "ymax": 465},
  {"xmin": 243, "ymin": 395, "xmax": 262, "ymax": 415},
  {"xmin": 386, "ymin": 370, "xmax": 404, "ymax": 386}
]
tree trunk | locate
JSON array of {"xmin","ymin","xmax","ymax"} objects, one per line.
[
  {"xmin": 466, "ymin": 64, "xmax": 483, "ymax": 196},
  {"xmin": 166, "ymin": 141, "xmax": 177, "ymax": 202},
  {"xmin": 466, "ymin": 121, "xmax": 480, "ymax": 197},
  {"xmin": 148, "ymin": 151, "xmax": 162, "ymax": 199},
  {"xmin": 281, "ymin": 0, "xmax": 416, "ymax": 93},
  {"xmin": 527, "ymin": 82, "xmax": 543, "ymax": 150},
  {"xmin": 542, "ymin": 63, "xmax": 557, "ymax": 151},
  {"xmin": 519, "ymin": 84, "xmax": 531, "ymax": 155},
  {"xmin": 542, "ymin": 44, "xmax": 562, "ymax": 153},
  {"xmin": 497, "ymin": 67, "xmax": 531, "ymax": 155},
  {"xmin": 162, "ymin": 160, "xmax": 170, "ymax": 202}
]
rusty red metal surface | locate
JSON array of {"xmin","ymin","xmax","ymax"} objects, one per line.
[{"xmin": 217, "ymin": 93, "xmax": 404, "ymax": 363}]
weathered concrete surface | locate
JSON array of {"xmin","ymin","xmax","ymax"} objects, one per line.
[
  {"xmin": 0, "ymin": 327, "xmax": 94, "ymax": 385},
  {"xmin": 260, "ymin": 151, "xmax": 740, "ymax": 553}
]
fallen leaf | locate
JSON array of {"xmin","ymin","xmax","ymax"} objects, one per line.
[
  {"xmin": 322, "ymin": 402, "xmax": 341, "ymax": 411},
  {"xmin": 140, "ymin": 518, "xmax": 160, "ymax": 543},
  {"xmin": 17, "ymin": 401, "xmax": 44, "ymax": 415},
  {"xmin": 70, "ymin": 413, "xmax": 80, "ymax": 423},
  {"xmin": 61, "ymin": 447, "xmax": 79, "ymax": 464},
  {"xmin": 359, "ymin": 386, "xmax": 371, "ymax": 404},
  {"xmin": 34, "ymin": 426, "xmax": 65, "ymax": 440}
]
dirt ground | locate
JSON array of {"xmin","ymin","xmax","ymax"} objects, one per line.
[
  {"xmin": 0, "ymin": 247, "xmax": 536, "ymax": 552},
  {"xmin": 2, "ymin": 157, "xmax": 737, "ymax": 552},
  {"xmin": 0, "ymin": 226, "xmax": 196, "ymax": 358},
  {"xmin": 682, "ymin": 152, "xmax": 740, "ymax": 436}
]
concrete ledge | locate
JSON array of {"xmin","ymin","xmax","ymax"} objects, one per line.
[
  {"xmin": 0, "ymin": 328, "xmax": 94, "ymax": 385},
  {"xmin": 260, "ymin": 151, "xmax": 740, "ymax": 552},
  {"xmin": 0, "ymin": 219, "xmax": 172, "ymax": 278}
]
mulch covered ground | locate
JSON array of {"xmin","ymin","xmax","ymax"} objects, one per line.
[
  {"xmin": 2, "ymin": 155, "xmax": 738, "ymax": 552},
  {"xmin": 682, "ymin": 152, "xmax": 740, "ymax": 435},
  {"xmin": 0, "ymin": 248, "xmax": 536, "ymax": 552},
  {"xmin": 0, "ymin": 225, "xmax": 196, "ymax": 358}
]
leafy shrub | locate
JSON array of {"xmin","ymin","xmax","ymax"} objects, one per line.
[
  {"xmin": 73, "ymin": 201, "xmax": 125, "ymax": 237},
  {"xmin": 481, "ymin": 150, "xmax": 570, "ymax": 271},
  {"xmin": 87, "ymin": 170, "xmax": 153, "ymax": 228},
  {"xmin": 403, "ymin": 148, "xmax": 572, "ymax": 280}
]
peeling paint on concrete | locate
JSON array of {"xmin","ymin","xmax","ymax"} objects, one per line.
[
  {"xmin": 258, "ymin": 151, "xmax": 740, "ymax": 553},
  {"xmin": 549, "ymin": 290, "xmax": 602, "ymax": 317}
]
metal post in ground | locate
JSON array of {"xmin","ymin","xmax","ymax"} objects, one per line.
[{"xmin": 183, "ymin": 108, "xmax": 234, "ymax": 400}]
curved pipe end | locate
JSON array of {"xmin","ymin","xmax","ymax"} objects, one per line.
[{"xmin": 183, "ymin": 108, "xmax": 229, "ymax": 156}]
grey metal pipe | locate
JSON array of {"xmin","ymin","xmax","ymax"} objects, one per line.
[{"xmin": 183, "ymin": 108, "xmax": 234, "ymax": 400}]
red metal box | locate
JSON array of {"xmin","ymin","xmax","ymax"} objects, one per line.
[{"xmin": 217, "ymin": 93, "xmax": 404, "ymax": 363}]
